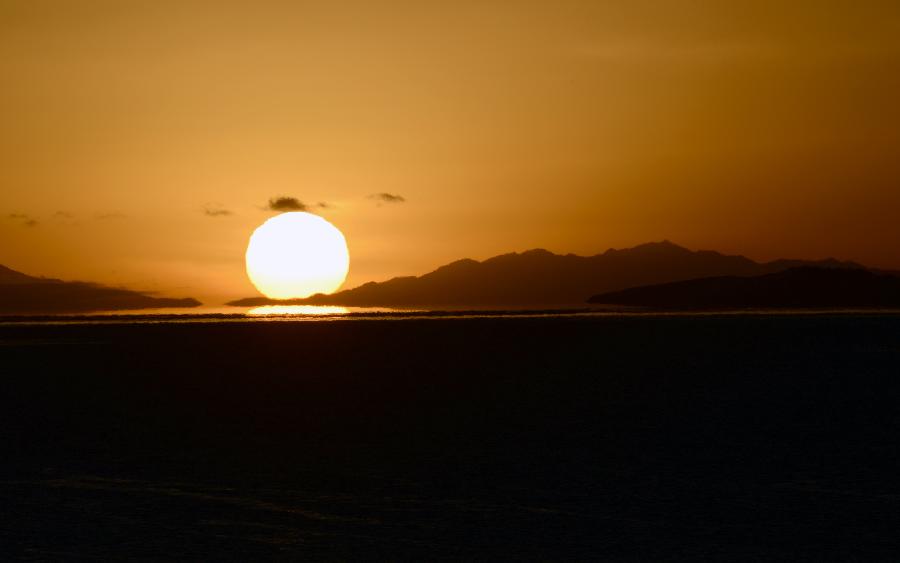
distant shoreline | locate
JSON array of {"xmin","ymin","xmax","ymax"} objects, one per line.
[{"xmin": 3, "ymin": 307, "xmax": 900, "ymax": 326}]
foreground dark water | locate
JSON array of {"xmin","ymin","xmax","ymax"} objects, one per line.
[{"xmin": 1, "ymin": 314, "xmax": 899, "ymax": 560}]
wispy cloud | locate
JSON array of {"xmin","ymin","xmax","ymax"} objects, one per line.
[
  {"xmin": 368, "ymin": 193, "xmax": 406, "ymax": 205},
  {"xmin": 202, "ymin": 203, "xmax": 232, "ymax": 217},
  {"xmin": 8, "ymin": 213, "xmax": 38, "ymax": 227},
  {"xmin": 267, "ymin": 196, "xmax": 307, "ymax": 212},
  {"xmin": 95, "ymin": 212, "xmax": 127, "ymax": 220},
  {"xmin": 53, "ymin": 211, "xmax": 74, "ymax": 219}
]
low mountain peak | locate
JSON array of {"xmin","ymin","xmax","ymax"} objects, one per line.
[
  {"xmin": 601, "ymin": 240, "xmax": 689, "ymax": 256},
  {"xmin": 0, "ymin": 264, "xmax": 201, "ymax": 313},
  {"xmin": 428, "ymin": 258, "xmax": 480, "ymax": 275},
  {"xmin": 443, "ymin": 258, "xmax": 480, "ymax": 268},
  {"xmin": 632, "ymin": 240, "xmax": 689, "ymax": 252},
  {"xmin": 0, "ymin": 264, "xmax": 24, "ymax": 275},
  {"xmin": 0, "ymin": 264, "xmax": 39, "ymax": 284},
  {"xmin": 520, "ymin": 248, "xmax": 555, "ymax": 257},
  {"xmin": 479, "ymin": 248, "xmax": 559, "ymax": 268},
  {"xmin": 589, "ymin": 265, "xmax": 900, "ymax": 309}
]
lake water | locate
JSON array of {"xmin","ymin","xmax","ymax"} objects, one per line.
[
  {"xmin": 2, "ymin": 313, "xmax": 900, "ymax": 559},
  {"xmin": 4, "ymin": 305, "xmax": 900, "ymax": 325}
]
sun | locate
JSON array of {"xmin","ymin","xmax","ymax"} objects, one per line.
[{"xmin": 245, "ymin": 212, "xmax": 350, "ymax": 299}]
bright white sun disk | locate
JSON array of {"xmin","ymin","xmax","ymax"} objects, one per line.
[{"xmin": 245, "ymin": 212, "xmax": 350, "ymax": 299}]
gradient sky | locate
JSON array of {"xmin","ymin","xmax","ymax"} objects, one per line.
[{"xmin": 2, "ymin": 1, "xmax": 899, "ymax": 302}]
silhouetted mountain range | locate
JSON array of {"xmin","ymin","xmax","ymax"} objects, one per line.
[
  {"xmin": 0, "ymin": 265, "xmax": 201, "ymax": 314},
  {"xmin": 228, "ymin": 241, "xmax": 865, "ymax": 308},
  {"xmin": 588, "ymin": 267, "xmax": 900, "ymax": 310}
]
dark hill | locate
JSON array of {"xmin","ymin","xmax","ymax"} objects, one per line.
[
  {"xmin": 0, "ymin": 264, "xmax": 49, "ymax": 285},
  {"xmin": 0, "ymin": 265, "xmax": 202, "ymax": 314},
  {"xmin": 588, "ymin": 267, "xmax": 900, "ymax": 310},
  {"xmin": 228, "ymin": 241, "xmax": 862, "ymax": 308}
]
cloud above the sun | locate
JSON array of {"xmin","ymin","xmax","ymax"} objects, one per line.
[
  {"xmin": 265, "ymin": 197, "xmax": 333, "ymax": 212},
  {"xmin": 202, "ymin": 203, "xmax": 232, "ymax": 217},
  {"xmin": 267, "ymin": 196, "xmax": 308, "ymax": 212},
  {"xmin": 368, "ymin": 193, "xmax": 406, "ymax": 205},
  {"xmin": 7, "ymin": 213, "xmax": 38, "ymax": 227}
]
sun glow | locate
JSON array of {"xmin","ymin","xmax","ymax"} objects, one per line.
[
  {"xmin": 247, "ymin": 305, "xmax": 351, "ymax": 316},
  {"xmin": 245, "ymin": 212, "xmax": 350, "ymax": 299}
]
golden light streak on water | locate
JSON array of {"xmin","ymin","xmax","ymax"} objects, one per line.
[{"xmin": 246, "ymin": 305, "xmax": 351, "ymax": 316}]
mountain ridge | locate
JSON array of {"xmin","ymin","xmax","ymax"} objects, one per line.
[
  {"xmin": 588, "ymin": 266, "xmax": 900, "ymax": 309},
  {"xmin": 0, "ymin": 265, "xmax": 202, "ymax": 314},
  {"xmin": 228, "ymin": 241, "xmax": 865, "ymax": 307}
]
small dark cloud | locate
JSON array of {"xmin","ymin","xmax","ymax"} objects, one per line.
[
  {"xmin": 203, "ymin": 203, "xmax": 232, "ymax": 217},
  {"xmin": 53, "ymin": 211, "xmax": 74, "ymax": 219},
  {"xmin": 317, "ymin": 202, "xmax": 332, "ymax": 209},
  {"xmin": 95, "ymin": 212, "xmax": 126, "ymax": 220},
  {"xmin": 368, "ymin": 193, "xmax": 406, "ymax": 204},
  {"xmin": 267, "ymin": 196, "xmax": 307, "ymax": 212},
  {"xmin": 7, "ymin": 213, "xmax": 38, "ymax": 227}
]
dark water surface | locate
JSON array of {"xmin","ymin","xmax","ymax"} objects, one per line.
[{"xmin": 2, "ymin": 313, "xmax": 899, "ymax": 560}]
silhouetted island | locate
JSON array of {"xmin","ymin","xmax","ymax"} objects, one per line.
[
  {"xmin": 588, "ymin": 267, "xmax": 900, "ymax": 309},
  {"xmin": 0, "ymin": 264, "xmax": 201, "ymax": 314},
  {"xmin": 228, "ymin": 241, "xmax": 863, "ymax": 308}
]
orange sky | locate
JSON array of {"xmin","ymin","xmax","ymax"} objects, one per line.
[{"xmin": 2, "ymin": 1, "xmax": 899, "ymax": 302}]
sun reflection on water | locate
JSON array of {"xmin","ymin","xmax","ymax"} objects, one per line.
[{"xmin": 247, "ymin": 305, "xmax": 351, "ymax": 316}]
